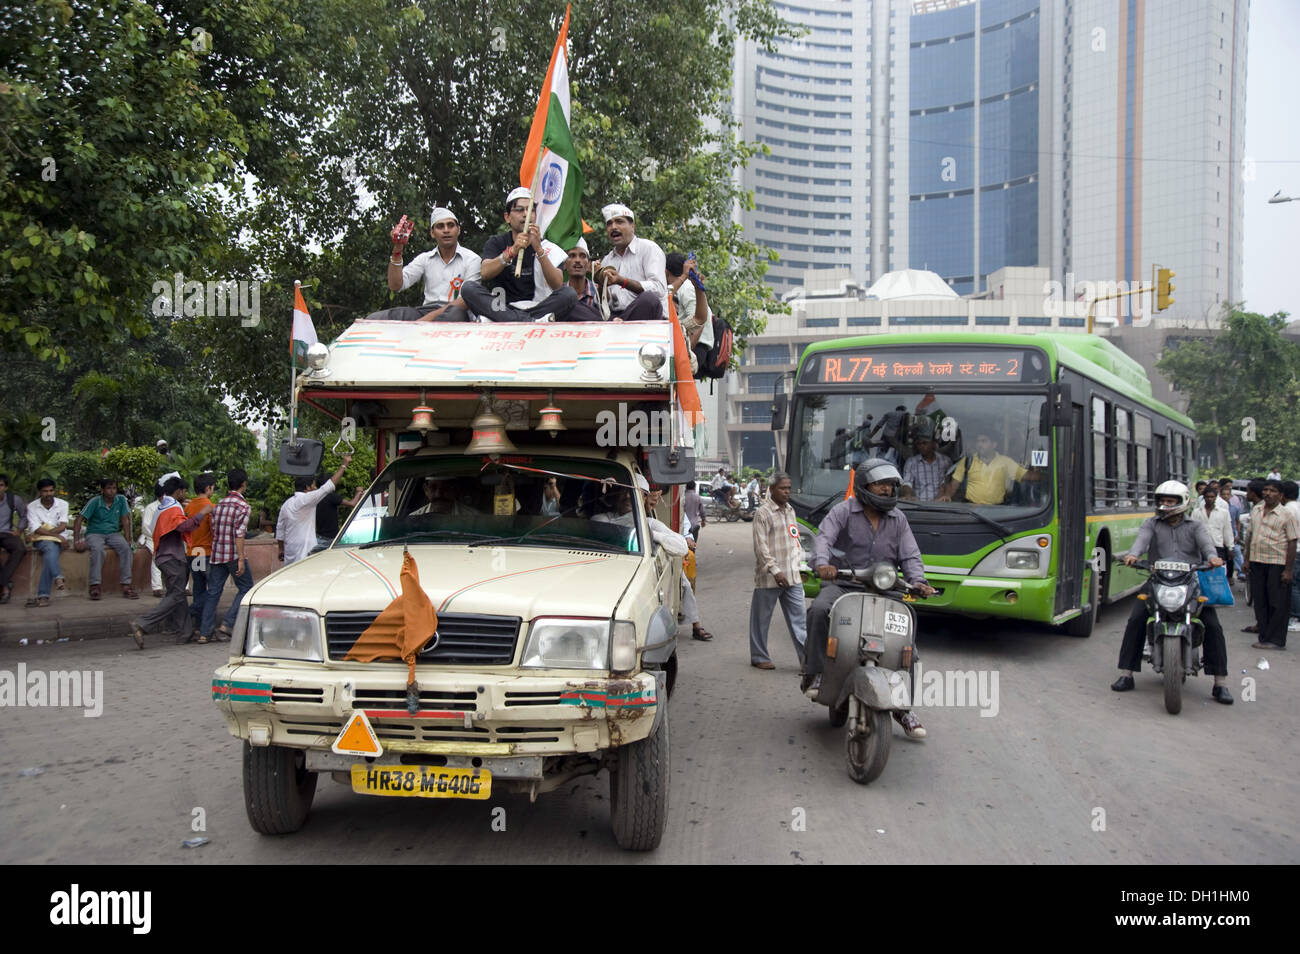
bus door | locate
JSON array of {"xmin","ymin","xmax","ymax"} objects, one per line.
[{"xmin": 1055, "ymin": 400, "xmax": 1087, "ymax": 616}]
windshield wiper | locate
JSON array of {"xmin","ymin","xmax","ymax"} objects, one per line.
[
  {"xmin": 896, "ymin": 499, "xmax": 1012, "ymax": 539},
  {"xmin": 469, "ymin": 532, "xmax": 628, "ymax": 554},
  {"xmin": 359, "ymin": 530, "xmax": 496, "ymax": 549}
]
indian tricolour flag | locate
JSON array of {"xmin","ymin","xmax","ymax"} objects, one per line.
[
  {"xmin": 520, "ymin": 4, "xmax": 584, "ymax": 251},
  {"xmin": 291, "ymin": 282, "xmax": 317, "ymax": 367}
]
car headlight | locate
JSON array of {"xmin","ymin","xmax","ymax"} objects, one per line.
[
  {"xmin": 870, "ymin": 562, "xmax": 898, "ymax": 591},
  {"xmin": 246, "ymin": 606, "xmax": 323, "ymax": 662},
  {"xmin": 1006, "ymin": 550, "xmax": 1040, "ymax": 570},
  {"xmin": 521, "ymin": 618, "xmax": 611, "ymax": 670},
  {"xmin": 1155, "ymin": 585, "xmax": 1188, "ymax": 612}
]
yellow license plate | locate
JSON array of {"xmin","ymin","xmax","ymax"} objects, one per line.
[{"xmin": 350, "ymin": 764, "xmax": 491, "ymax": 800}]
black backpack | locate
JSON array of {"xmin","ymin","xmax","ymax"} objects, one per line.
[{"xmin": 694, "ymin": 313, "xmax": 733, "ymax": 380}]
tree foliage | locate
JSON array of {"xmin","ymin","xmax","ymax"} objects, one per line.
[{"xmin": 1156, "ymin": 309, "xmax": 1300, "ymax": 475}]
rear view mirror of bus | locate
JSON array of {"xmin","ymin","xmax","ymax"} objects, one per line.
[
  {"xmin": 278, "ymin": 439, "xmax": 324, "ymax": 476},
  {"xmin": 646, "ymin": 446, "xmax": 697, "ymax": 485}
]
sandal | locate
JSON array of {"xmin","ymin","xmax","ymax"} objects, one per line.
[
  {"xmin": 89, "ymin": 584, "xmax": 102, "ymax": 601},
  {"xmin": 215, "ymin": 625, "xmax": 233, "ymax": 642},
  {"xmin": 0, "ymin": 584, "xmax": 11, "ymax": 604},
  {"xmin": 121, "ymin": 585, "xmax": 139, "ymax": 599},
  {"xmin": 55, "ymin": 576, "xmax": 65, "ymax": 590},
  {"xmin": 692, "ymin": 628, "xmax": 714, "ymax": 641},
  {"xmin": 195, "ymin": 634, "xmax": 212, "ymax": 644}
]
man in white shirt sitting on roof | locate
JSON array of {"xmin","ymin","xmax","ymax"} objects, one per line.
[
  {"xmin": 593, "ymin": 203, "xmax": 667, "ymax": 322},
  {"xmin": 386, "ymin": 205, "xmax": 481, "ymax": 322}
]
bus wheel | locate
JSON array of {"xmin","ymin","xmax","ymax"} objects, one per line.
[{"xmin": 1064, "ymin": 566, "xmax": 1099, "ymax": 638}]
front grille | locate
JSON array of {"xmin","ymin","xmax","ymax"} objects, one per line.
[
  {"xmin": 271, "ymin": 686, "xmax": 325, "ymax": 705},
  {"xmin": 326, "ymin": 611, "xmax": 521, "ymax": 665}
]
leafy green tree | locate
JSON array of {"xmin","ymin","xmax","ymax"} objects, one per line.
[{"xmin": 1157, "ymin": 309, "xmax": 1300, "ymax": 474}]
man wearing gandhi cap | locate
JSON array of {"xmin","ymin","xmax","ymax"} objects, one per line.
[
  {"xmin": 593, "ymin": 203, "xmax": 669, "ymax": 322},
  {"xmin": 458, "ymin": 186, "xmax": 577, "ymax": 322},
  {"xmin": 562, "ymin": 237, "xmax": 605, "ymax": 322},
  {"xmin": 386, "ymin": 204, "xmax": 481, "ymax": 321}
]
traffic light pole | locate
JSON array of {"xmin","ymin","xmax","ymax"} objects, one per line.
[{"xmin": 1085, "ymin": 284, "xmax": 1150, "ymax": 334}]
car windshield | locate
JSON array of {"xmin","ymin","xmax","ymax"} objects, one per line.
[
  {"xmin": 789, "ymin": 390, "xmax": 1053, "ymax": 522},
  {"xmin": 336, "ymin": 455, "xmax": 643, "ymax": 553}
]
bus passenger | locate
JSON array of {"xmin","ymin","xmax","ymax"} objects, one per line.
[
  {"xmin": 901, "ymin": 432, "xmax": 952, "ymax": 502},
  {"xmin": 937, "ymin": 433, "xmax": 1040, "ymax": 505}
]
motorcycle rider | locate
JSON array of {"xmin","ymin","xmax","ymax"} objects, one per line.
[
  {"xmin": 1111, "ymin": 480, "xmax": 1232, "ymax": 704},
  {"xmin": 805, "ymin": 459, "xmax": 937, "ymax": 738}
]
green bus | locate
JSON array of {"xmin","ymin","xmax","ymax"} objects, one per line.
[{"xmin": 776, "ymin": 332, "xmax": 1196, "ymax": 636}]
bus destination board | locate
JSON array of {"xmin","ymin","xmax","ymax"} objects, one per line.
[{"xmin": 805, "ymin": 348, "xmax": 1047, "ymax": 385}]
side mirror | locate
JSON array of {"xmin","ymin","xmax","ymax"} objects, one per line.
[
  {"xmin": 646, "ymin": 445, "xmax": 696, "ymax": 485},
  {"xmin": 1048, "ymin": 382, "xmax": 1072, "ymax": 427},
  {"xmin": 278, "ymin": 439, "xmax": 324, "ymax": 476},
  {"xmin": 771, "ymin": 392, "xmax": 788, "ymax": 431}
]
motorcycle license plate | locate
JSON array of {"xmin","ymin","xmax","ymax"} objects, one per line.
[
  {"xmin": 884, "ymin": 610, "xmax": 910, "ymax": 636},
  {"xmin": 350, "ymin": 764, "xmax": 491, "ymax": 800}
]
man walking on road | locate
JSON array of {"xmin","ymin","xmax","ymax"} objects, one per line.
[
  {"xmin": 198, "ymin": 468, "xmax": 254, "ymax": 644},
  {"xmin": 1241, "ymin": 478, "xmax": 1298, "ymax": 650},
  {"xmin": 748, "ymin": 473, "xmax": 806, "ymax": 670}
]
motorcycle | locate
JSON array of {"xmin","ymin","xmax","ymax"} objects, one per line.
[
  {"xmin": 813, "ymin": 563, "xmax": 925, "ymax": 784},
  {"xmin": 704, "ymin": 492, "xmax": 748, "ymax": 523},
  {"xmin": 1133, "ymin": 559, "xmax": 1212, "ymax": 715}
]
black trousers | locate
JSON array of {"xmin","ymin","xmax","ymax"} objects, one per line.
[
  {"xmin": 0, "ymin": 533, "xmax": 25, "ymax": 589},
  {"xmin": 1249, "ymin": 562, "xmax": 1289, "ymax": 647},
  {"xmin": 1117, "ymin": 599, "xmax": 1227, "ymax": 676},
  {"xmin": 459, "ymin": 281, "xmax": 576, "ymax": 323},
  {"xmin": 135, "ymin": 558, "xmax": 192, "ymax": 639}
]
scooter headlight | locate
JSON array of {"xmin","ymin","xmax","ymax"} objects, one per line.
[
  {"xmin": 870, "ymin": 562, "xmax": 899, "ymax": 592},
  {"xmin": 1155, "ymin": 585, "xmax": 1188, "ymax": 612}
]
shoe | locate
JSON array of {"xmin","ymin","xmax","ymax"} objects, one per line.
[
  {"xmin": 1110, "ymin": 675, "xmax": 1135, "ymax": 692},
  {"xmin": 802, "ymin": 673, "xmax": 822, "ymax": 700},
  {"xmin": 1212, "ymin": 686, "xmax": 1234, "ymax": 705},
  {"xmin": 152, "ymin": 589, "xmax": 164, "ymax": 597},
  {"xmin": 751, "ymin": 661, "xmax": 776, "ymax": 670},
  {"xmin": 1288, "ymin": 619, "xmax": 1300, "ymax": 632},
  {"xmin": 1252, "ymin": 641, "xmax": 1285, "ymax": 650},
  {"xmin": 54, "ymin": 576, "xmax": 65, "ymax": 591},
  {"xmin": 130, "ymin": 623, "xmax": 145, "ymax": 650},
  {"xmin": 121, "ymin": 585, "xmax": 139, "ymax": 599},
  {"xmin": 894, "ymin": 710, "xmax": 927, "ymax": 739},
  {"xmin": 691, "ymin": 628, "xmax": 713, "ymax": 641},
  {"xmin": 34, "ymin": 596, "xmax": 50, "ymax": 608},
  {"xmin": 89, "ymin": 584, "xmax": 101, "ymax": 601},
  {"xmin": 1242, "ymin": 625, "xmax": 1259, "ymax": 633}
]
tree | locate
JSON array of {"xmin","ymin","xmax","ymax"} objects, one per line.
[{"xmin": 1156, "ymin": 309, "xmax": 1300, "ymax": 475}]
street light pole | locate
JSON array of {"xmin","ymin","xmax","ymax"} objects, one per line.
[{"xmin": 1268, "ymin": 190, "xmax": 1296, "ymax": 204}]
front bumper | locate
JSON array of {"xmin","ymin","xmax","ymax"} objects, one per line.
[{"xmin": 212, "ymin": 662, "xmax": 659, "ymax": 757}]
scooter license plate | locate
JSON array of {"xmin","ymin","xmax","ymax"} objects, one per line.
[{"xmin": 884, "ymin": 610, "xmax": 910, "ymax": 636}]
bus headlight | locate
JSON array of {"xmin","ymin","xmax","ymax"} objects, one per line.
[{"xmin": 1005, "ymin": 550, "xmax": 1040, "ymax": 570}]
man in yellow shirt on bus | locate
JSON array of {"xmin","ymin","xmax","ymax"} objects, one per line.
[{"xmin": 937, "ymin": 433, "xmax": 1040, "ymax": 505}]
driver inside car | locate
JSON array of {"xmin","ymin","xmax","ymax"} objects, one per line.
[
  {"xmin": 1111, "ymin": 480, "xmax": 1232, "ymax": 704},
  {"xmin": 410, "ymin": 477, "xmax": 476, "ymax": 516},
  {"xmin": 804, "ymin": 459, "xmax": 937, "ymax": 739}
]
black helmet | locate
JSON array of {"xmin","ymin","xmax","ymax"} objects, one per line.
[{"xmin": 855, "ymin": 458, "xmax": 902, "ymax": 512}]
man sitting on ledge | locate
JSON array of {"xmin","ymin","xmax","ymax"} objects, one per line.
[{"xmin": 593, "ymin": 203, "xmax": 667, "ymax": 322}]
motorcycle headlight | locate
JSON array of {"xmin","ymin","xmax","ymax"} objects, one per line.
[
  {"xmin": 870, "ymin": 562, "xmax": 899, "ymax": 591},
  {"xmin": 521, "ymin": 618, "xmax": 611, "ymax": 670},
  {"xmin": 1155, "ymin": 585, "xmax": 1188, "ymax": 613},
  {"xmin": 246, "ymin": 606, "xmax": 323, "ymax": 662}
]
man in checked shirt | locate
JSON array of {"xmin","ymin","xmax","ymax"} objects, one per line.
[
  {"xmin": 748, "ymin": 473, "xmax": 807, "ymax": 670},
  {"xmin": 197, "ymin": 468, "xmax": 254, "ymax": 644},
  {"xmin": 900, "ymin": 429, "xmax": 952, "ymax": 502}
]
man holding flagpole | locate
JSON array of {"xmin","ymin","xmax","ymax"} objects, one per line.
[{"xmin": 595, "ymin": 204, "xmax": 669, "ymax": 322}]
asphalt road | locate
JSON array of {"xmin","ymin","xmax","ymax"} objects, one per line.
[{"xmin": 1, "ymin": 521, "xmax": 1295, "ymax": 864}]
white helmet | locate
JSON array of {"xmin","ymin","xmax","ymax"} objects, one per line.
[{"xmin": 1153, "ymin": 480, "xmax": 1190, "ymax": 521}]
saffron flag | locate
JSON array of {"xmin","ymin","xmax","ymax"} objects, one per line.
[
  {"xmin": 519, "ymin": 5, "xmax": 584, "ymax": 252},
  {"xmin": 667, "ymin": 291, "xmax": 705, "ymax": 426},
  {"xmin": 291, "ymin": 283, "xmax": 317, "ymax": 367},
  {"xmin": 345, "ymin": 551, "xmax": 439, "ymax": 686}
]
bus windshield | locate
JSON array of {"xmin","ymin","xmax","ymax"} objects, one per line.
[
  {"xmin": 336, "ymin": 455, "xmax": 643, "ymax": 554},
  {"xmin": 789, "ymin": 390, "xmax": 1053, "ymax": 522}
]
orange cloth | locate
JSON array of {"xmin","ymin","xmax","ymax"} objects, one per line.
[
  {"xmin": 667, "ymin": 292, "xmax": 704, "ymax": 425},
  {"xmin": 346, "ymin": 552, "xmax": 438, "ymax": 685},
  {"xmin": 152, "ymin": 502, "xmax": 193, "ymax": 552},
  {"xmin": 185, "ymin": 497, "xmax": 214, "ymax": 556}
]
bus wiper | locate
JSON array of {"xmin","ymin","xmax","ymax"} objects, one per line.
[
  {"xmin": 896, "ymin": 499, "xmax": 1012, "ymax": 540},
  {"xmin": 804, "ymin": 490, "xmax": 847, "ymax": 524},
  {"xmin": 359, "ymin": 530, "xmax": 495, "ymax": 549}
]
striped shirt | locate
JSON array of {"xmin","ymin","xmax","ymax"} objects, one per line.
[
  {"xmin": 210, "ymin": 490, "xmax": 251, "ymax": 564},
  {"xmin": 901, "ymin": 452, "xmax": 952, "ymax": 502},
  {"xmin": 752, "ymin": 498, "xmax": 802, "ymax": 588},
  {"xmin": 1243, "ymin": 502, "xmax": 1299, "ymax": 565}
]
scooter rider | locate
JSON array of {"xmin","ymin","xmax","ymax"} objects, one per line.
[
  {"xmin": 1111, "ymin": 480, "xmax": 1232, "ymax": 704},
  {"xmin": 805, "ymin": 459, "xmax": 937, "ymax": 738}
]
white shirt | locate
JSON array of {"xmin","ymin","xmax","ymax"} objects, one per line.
[
  {"xmin": 278, "ymin": 480, "xmax": 336, "ymax": 565},
  {"xmin": 1190, "ymin": 499, "xmax": 1235, "ymax": 548},
  {"xmin": 401, "ymin": 245, "xmax": 482, "ymax": 305},
  {"xmin": 592, "ymin": 510, "xmax": 686, "ymax": 556},
  {"xmin": 27, "ymin": 497, "xmax": 71, "ymax": 541},
  {"xmin": 139, "ymin": 499, "xmax": 161, "ymax": 548},
  {"xmin": 600, "ymin": 236, "xmax": 667, "ymax": 318},
  {"xmin": 675, "ymin": 280, "xmax": 713, "ymax": 347}
]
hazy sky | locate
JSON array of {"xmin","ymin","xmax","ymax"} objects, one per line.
[{"xmin": 1242, "ymin": 0, "xmax": 1300, "ymax": 320}]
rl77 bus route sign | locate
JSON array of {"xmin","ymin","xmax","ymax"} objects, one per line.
[{"xmin": 807, "ymin": 348, "xmax": 1045, "ymax": 385}]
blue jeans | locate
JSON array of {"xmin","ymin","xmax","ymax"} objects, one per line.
[
  {"xmin": 35, "ymin": 540, "xmax": 63, "ymax": 597},
  {"xmin": 1291, "ymin": 558, "xmax": 1300, "ymax": 620},
  {"xmin": 201, "ymin": 559, "xmax": 254, "ymax": 636}
]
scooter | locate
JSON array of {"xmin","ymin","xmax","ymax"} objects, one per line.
[
  {"xmin": 814, "ymin": 564, "xmax": 925, "ymax": 784},
  {"xmin": 1133, "ymin": 559, "xmax": 1212, "ymax": 715}
]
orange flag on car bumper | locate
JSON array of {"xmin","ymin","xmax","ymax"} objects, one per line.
[{"xmin": 346, "ymin": 551, "xmax": 438, "ymax": 685}]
